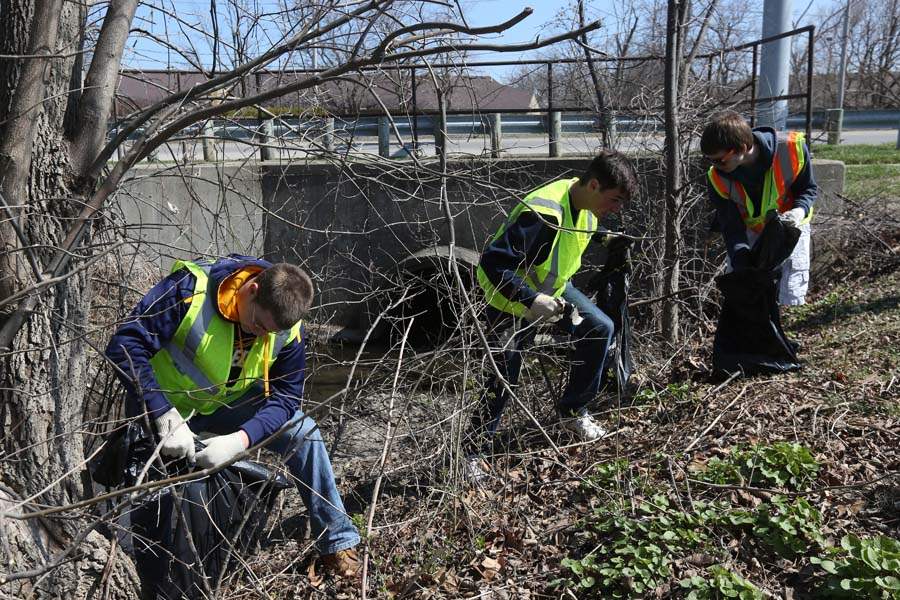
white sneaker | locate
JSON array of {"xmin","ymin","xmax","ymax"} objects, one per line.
[
  {"xmin": 561, "ymin": 413, "xmax": 608, "ymax": 441},
  {"xmin": 464, "ymin": 455, "xmax": 491, "ymax": 484}
]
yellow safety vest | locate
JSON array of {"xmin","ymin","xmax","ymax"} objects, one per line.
[
  {"xmin": 148, "ymin": 260, "xmax": 302, "ymax": 416},
  {"xmin": 477, "ymin": 178, "xmax": 598, "ymax": 317},
  {"xmin": 708, "ymin": 131, "xmax": 813, "ymax": 233}
]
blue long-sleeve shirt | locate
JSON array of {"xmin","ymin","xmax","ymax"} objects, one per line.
[
  {"xmin": 105, "ymin": 254, "xmax": 306, "ymax": 446},
  {"xmin": 708, "ymin": 127, "xmax": 817, "ymax": 267}
]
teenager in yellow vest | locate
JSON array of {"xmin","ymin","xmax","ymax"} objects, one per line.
[
  {"xmin": 106, "ymin": 255, "xmax": 360, "ymax": 577},
  {"xmin": 702, "ymin": 110, "xmax": 817, "ymax": 305},
  {"xmin": 465, "ymin": 151, "xmax": 639, "ymax": 482}
]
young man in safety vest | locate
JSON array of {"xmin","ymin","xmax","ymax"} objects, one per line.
[
  {"xmin": 105, "ymin": 255, "xmax": 360, "ymax": 577},
  {"xmin": 465, "ymin": 150, "xmax": 639, "ymax": 482},
  {"xmin": 702, "ymin": 110, "xmax": 817, "ymax": 304}
]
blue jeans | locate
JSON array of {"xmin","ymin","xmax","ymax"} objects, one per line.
[
  {"xmin": 185, "ymin": 401, "xmax": 360, "ymax": 555},
  {"xmin": 468, "ymin": 283, "xmax": 614, "ymax": 451}
]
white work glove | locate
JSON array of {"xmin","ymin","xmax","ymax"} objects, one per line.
[
  {"xmin": 524, "ymin": 293, "xmax": 564, "ymax": 323},
  {"xmin": 195, "ymin": 431, "xmax": 248, "ymax": 469},
  {"xmin": 154, "ymin": 407, "xmax": 196, "ymax": 462},
  {"xmin": 779, "ymin": 207, "xmax": 806, "ymax": 228}
]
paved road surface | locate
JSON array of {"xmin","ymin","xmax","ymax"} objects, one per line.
[{"xmin": 135, "ymin": 128, "xmax": 899, "ymax": 163}]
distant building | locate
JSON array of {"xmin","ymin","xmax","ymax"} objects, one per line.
[{"xmin": 115, "ymin": 70, "xmax": 538, "ymax": 118}]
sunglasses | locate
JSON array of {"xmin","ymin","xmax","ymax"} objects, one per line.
[{"xmin": 705, "ymin": 148, "xmax": 739, "ymax": 167}]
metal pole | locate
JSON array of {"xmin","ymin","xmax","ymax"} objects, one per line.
[
  {"xmin": 260, "ymin": 119, "xmax": 274, "ymax": 161},
  {"xmin": 806, "ymin": 26, "xmax": 814, "ymax": 141},
  {"xmin": 489, "ymin": 112, "xmax": 502, "ymax": 158},
  {"xmin": 549, "ymin": 111, "xmax": 562, "ymax": 157},
  {"xmin": 750, "ymin": 44, "xmax": 758, "ymax": 127},
  {"xmin": 758, "ymin": 0, "xmax": 793, "ymax": 129},
  {"xmin": 832, "ymin": 0, "xmax": 851, "ymax": 144},
  {"xmin": 202, "ymin": 121, "xmax": 216, "ymax": 161},
  {"xmin": 256, "ymin": 72, "xmax": 266, "ymax": 160},
  {"xmin": 411, "ymin": 69, "xmax": 419, "ymax": 154},
  {"xmin": 896, "ymin": 115, "xmax": 900, "ymax": 150},
  {"xmin": 547, "ymin": 63, "xmax": 556, "ymax": 157},
  {"xmin": 378, "ymin": 117, "xmax": 390, "ymax": 157}
]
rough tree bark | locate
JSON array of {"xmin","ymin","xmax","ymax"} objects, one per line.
[{"xmin": 0, "ymin": 0, "xmax": 140, "ymax": 597}]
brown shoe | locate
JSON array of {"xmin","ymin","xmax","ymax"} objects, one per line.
[{"xmin": 322, "ymin": 548, "xmax": 361, "ymax": 578}]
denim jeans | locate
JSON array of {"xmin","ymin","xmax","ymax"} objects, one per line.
[
  {"xmin": 467, "ymin": 282, "xmax": 614, "ymax": 451},
  {"xmin": 182, "ymin": 400, "xmax": 360, "ymax": 555}
]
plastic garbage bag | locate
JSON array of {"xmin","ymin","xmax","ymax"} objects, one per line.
[
  {"xmin": 588, "ymin": 234, "xmax": 635, "ymax": 395},
  {"xmin": 712, "ymin": 212, "xmax": 802, "ymax": 377},
  {"xmin": 91, "ymin": 421, "xmax": 291, "ymax": 599}
]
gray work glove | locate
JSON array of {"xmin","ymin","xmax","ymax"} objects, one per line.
[
  {"xmin": 195, "ymin": 431, "xmax": 247, "ymax": 469},
  {"xmin": 779, "ymin": 207, "xmax": 805, "ymax": 228},
  {"xmin": 524, "ymin": 293, "xmax": 564, "ymax": 323},
  {"xmin": 154, "ymin": 407, "xmax": 196, "ymax": 462}
]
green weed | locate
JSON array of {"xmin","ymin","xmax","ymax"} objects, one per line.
[
  {"xmin": 679, "ymin": 565, "xmax": 765, "ymax": 599},
  {"xmin": 811, "ymin": 534, "xmax": 900, "ymax": 598},
  {"xmin": 695, "ymin": 443, "xmax": 820, "ymax": 491},
  {"xmin": 750, "ymin": 495, "xmax": 826, "ymax": 558}
]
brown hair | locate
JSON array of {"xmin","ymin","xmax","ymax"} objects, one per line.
[
  {"xmin": 700, "ymin": 110, "xmax": 754, "ymax": 155},
  {"xmin": 579, "ymin": 149, "xmax": 639, "ymax": 201},
  {"xmin": 253, "ymin": 263, "xmax": 314, "ymax": 329}
]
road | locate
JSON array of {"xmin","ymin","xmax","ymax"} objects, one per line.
[{"xmin": 135, "ymin": 128, "xmax": 899, "ymax": 163}]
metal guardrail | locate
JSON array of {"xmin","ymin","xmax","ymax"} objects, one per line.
[
  {"xmin": 786, "ymin": 109, "xmax": 900, "ymax": 130},
  {"xmin": 117, "ymin": 26, "xmax": 821, "ymax": 159},
  {"xmin": 146, "ymin": 109, "xmax": 897, "ymax": 143}
]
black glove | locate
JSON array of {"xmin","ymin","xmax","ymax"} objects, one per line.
[
  {"xmin": 731, "ymin": 247, "xmax": 751, "ymax": 271},
  {"xmin": 604, "ymin": 235, "xmax": 633, "ymax": 273}
]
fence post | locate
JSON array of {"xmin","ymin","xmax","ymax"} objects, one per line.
[
  {"xmin": 896, "ymin": 115, "xmax": 900, "ymax": 150},
  {"xmin": 433, "ymin": 113, "xmax": 447, "ymax": 159},
  {"xmin": 323, "ymin": 117, "xmax": 335, "ymax": 153},
  {"xmin": 825, "ymin": 108, "xmax": 843, "ymax": 145},
  {"xmin": 202, "ymin": 121, "xmax": 216, "ymax": 161},
  {"xmin": 549, "ymin": 111, "xmax": 562, "ymax": 157},
  {"xmin": 489, "ymin": 113, "xmax": 502, "ymax": 157},
  {"xmin": 606, "ymin": 109, "xmax": 617, "ymax": 148},
  {"xmin": 378, "ymin": 117, "xmax": 390, "ymax": 158},
  {"xmin": 259, "ymin": 119, "xmax": 274, "ymax": 161}
]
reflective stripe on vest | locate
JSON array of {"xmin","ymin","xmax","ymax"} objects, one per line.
[
  {"xmin": 149, "ymin": 260, "xmax": 301, "ymax": 416},
  {"xmin": 707, "ymin": 131, "xmax": 813, "ymax": 233},
  {"xmin": 477, "ymin": 178, "xmax": 598, "ymax": 317}
]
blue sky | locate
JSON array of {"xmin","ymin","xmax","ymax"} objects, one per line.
[{"xmin": 122, "ymin": 0, "xmax": 842, "ymax": 78}]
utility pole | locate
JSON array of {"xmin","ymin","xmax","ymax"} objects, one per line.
[
  {"xmin": 758, "ymin": 0, "xmax": 793, "ymax": 130},
  {"xmin": 828, "ymin": 1, "xmax": 851, "ymax": 144}
]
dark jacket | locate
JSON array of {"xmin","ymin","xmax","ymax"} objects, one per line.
[
  {"xmin": 105, "ymin": 254, "xmax": 306, "ymax": 446},
  {"xmin": 708, "ymin": 127, "xmax": 817, "ymax": 268},
  {"xmin": 479, "ymin": 210, "xmax": 560, "ymax": 309}
]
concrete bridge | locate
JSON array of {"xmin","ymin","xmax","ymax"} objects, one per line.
[{"xmin": 116, "ymin": 156, "xmax": 845, "ymax": 342}]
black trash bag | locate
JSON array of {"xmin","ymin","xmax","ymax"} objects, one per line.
[
  {"xmin": 712, "ymin": 212, "xmax": 802, "ymax": 377},
  {"xmin": 587, "ymin": 235, "xmax": 635, "ymax": 396},
  {"xmin": 91, "ymin": 421, "xmax": 291, "ymax": 600}
]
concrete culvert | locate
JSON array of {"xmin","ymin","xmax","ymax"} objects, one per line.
[{"xmin": 371, "ymin": 245, "xmax": 480, "ymax": 348}]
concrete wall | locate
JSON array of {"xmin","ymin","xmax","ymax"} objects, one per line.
[
  {"xmin": 116, "ymin": 164, "xmax": 266, "ymax": 266},
  {"xmin": 115, "ymin": 157, "xmax": 844, "ymax": 330}
]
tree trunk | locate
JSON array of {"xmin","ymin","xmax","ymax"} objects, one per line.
[
  {"xmin": 0, "ymin": 1, "xmax": 139, "ymax": 596},
  {"xmin": 661, "ymin": 0, "xmax": 685, "ymax": 344}
]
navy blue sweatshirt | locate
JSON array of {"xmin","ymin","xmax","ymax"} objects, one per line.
[
  {"xmin": 105, "ymin": 254, "xmax": 306, "ymax": 446},
  {"xmin": 707, "ymin": 127, "xmax": 817, "ymax": 268},
  {"xmin": 480, "ymin": 206, "xmax": 583, "ymax": 306}
]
